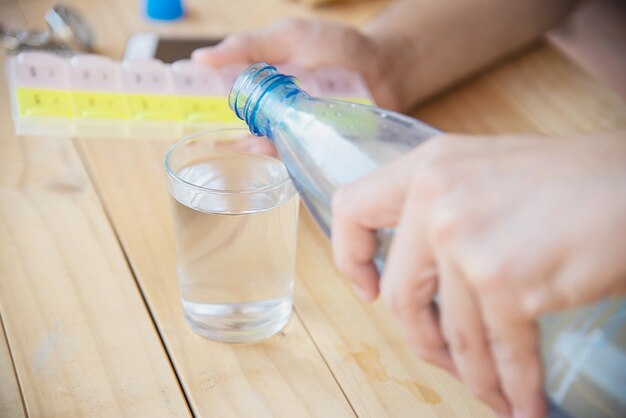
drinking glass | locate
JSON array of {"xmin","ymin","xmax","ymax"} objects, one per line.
[{"xmin": 164, "ymin": 128, "xmax": 299, "ymax": 343}]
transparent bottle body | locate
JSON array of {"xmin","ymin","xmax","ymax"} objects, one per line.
[
  {"xmin": 230, "ymin": 63, "xmax": 626, "ymax": 417},
  {"xmin": 269, "ymin": 93, "xmax": 438, "ymax": 266}
]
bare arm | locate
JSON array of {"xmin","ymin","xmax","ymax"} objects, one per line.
[
  {"xmin": 365, "ymin": 0, "xmax": 579, "ymax": 109},
  {"xmin": 193, "ymin": 0, "xmax": 579, "ymax": 111}
]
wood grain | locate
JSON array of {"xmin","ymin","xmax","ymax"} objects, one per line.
[
  {"xmin": 0, "ymin": 76, "xmax": 191, "ymax": 418},
  {"xmin": 412, "ymin": 43, "xmax": 626, "ymax": 134},
  {"xmin": 77, "ymin": 138, "xmax": 355, "ymax": 417},
  {"xmin": 55, "ymin": 0, "xmax": 626, "ymax": 416},
  {"xmin": 0, "ymin": 318, "xmax": 25, "ymax": 418},
  {"xmin": 7, "ymin": 0, "xmax": 626, "ymax": 417},
  {"xmin": 16, "ymin": 1, "xmax": 356, "ymax": 416},
  {"xmin": 0, "ymin": 4, "xmax": 191, "ymax": 417},
  {"xmin": 69, "ymin": 0, "xmax": 491, "ymax": 416},
  {"xmin": 294, "ymin": 213, "xmax": 492, "ymax": 417},
  {"xmin": 0, "ymin": 6, "xmax": 28, "ymax": 415}
]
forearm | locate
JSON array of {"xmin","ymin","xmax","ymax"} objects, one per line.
[{"xmin": 364, "ymin": 0, "xmax": 578, "ymax": 110}]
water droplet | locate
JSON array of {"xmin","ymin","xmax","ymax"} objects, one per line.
[
  {"xmin": 350, "ymin": 103, "xmax": 356, "ymax": 108},
  {"xmin": 381, "ymin": 113, "xmax": 388, "ymax": 118},
  {"xmin": 335, "ymin": 112, "xmax": 340, "ymax": 117},
  {"xmin": 328, "ymin": 103, "xmax": 334, "ymax": 108}
]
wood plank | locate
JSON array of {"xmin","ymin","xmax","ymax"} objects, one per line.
[
  {"xmin": 0, "ymin": 13, "xmax": 27, "ymax": 417},
  {"xmin": 67, "ymin": 0, "xmax": 490, "ymax": 416},
  {"xmin": 0, "ymin": 318, "xmax": 25, "ymax": 418},
  {"xmin": 0, "ymin": 3, "xmax": 191, "ymax": 417},
  {"xmin": 294, "ymin": 214, "xmax": 491, "ymax": 417},
  {"xmin": 15, "ymin": 0, "xmax": 626, "ymax": 417},
  {"xmin": 77, "ymin": 138, "xmax": 355, "ymax": 417},
  {"xmin": 0, "ymin": 77, "xmax": 191, "ymax": 418},
  {"xmin": 36, "ymin": 0, "xmax": 371, "ymax": 415}
]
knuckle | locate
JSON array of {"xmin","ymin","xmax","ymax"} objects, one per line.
[
  {"xmin": 430, "ymin": 206, "xmax": 467, "ymax": 246},
  {"xmin": 382, "ymin": 277, "xmax": 437, "ymax": 321},
  {"xmin": 443, "ymin": 325, "xmax": 470, "ymax": 354},
  {"xmin": 556, "ymin": 283, "xmax": 584, "ymax": 308},
  {"xmin": 485, "ymin": 326, "xmax": 503, "ymax": 347},
  {"xmin": 521, "ymin": 286, "xmax": 557, "ymax": 317},
  {"xmin": 466, "ymin": 258, "xmax": 510, "ymax": 292},
  {"xmin": 385, "ymin": 289, "xmax": 409, "ymax": 319}
]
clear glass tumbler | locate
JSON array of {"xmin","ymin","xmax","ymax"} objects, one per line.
[{"xmin": 164, "ymin": 128, "xmax": 299, "ymax": 343}]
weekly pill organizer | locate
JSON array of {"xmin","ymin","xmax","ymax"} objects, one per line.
[{"xmin": 6, "ymin": 51, "xmax": 373, "ymax": 139}]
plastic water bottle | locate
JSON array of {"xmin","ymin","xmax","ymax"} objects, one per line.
[
  {"xmin": 229, "ymin": 62, "xmax": 626, "ymax": 417},
  {"xmin": 229, "ymin": 63, "xmax": 440, "ymax": 268}
]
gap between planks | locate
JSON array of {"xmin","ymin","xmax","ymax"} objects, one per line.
[{"xmin": 72, "ymin": 138, "xmax": 196, "ymax": 418}]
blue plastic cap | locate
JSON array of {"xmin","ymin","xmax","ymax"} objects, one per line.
[{"xmin": 145, "ymin": 0, "xmax": 184, "ymax": 21}]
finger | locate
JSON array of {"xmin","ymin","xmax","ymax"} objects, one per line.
[
  {"xmin": 191, "ymin": 33, "xmax": 271, "ymax": 67},
  {"xmin": 482, "ymin": 294, "xmax": 546, "ymax": 418},
  {"xmin": 331, "ymin": 155, "xmax": 417, "ymax": 301},
  {"xmin": 438, "ymin": 260, "xmax": 511, "ymax": 417},
  {"xmin": 380, "ymin": 174, "xmax": 454, "ymax": 373},
  {"xmin": 331, "ymin": 193, "xmax": 380, "ymax": 301},
  {"xmin": 192, "ymin": 19, "xmax": 305, "ymax": 66},
  {"xmin": 192, "ymin": 35, "xmax": 254, "ymax": 66}
]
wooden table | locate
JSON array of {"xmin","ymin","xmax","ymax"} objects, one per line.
[{"xmin": 1, "ymin": 1, "xmax": 625, "ymax": 417}]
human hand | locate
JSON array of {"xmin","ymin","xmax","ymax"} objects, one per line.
[
  {"xmin": 192, "ymin": 18, "xmax": 401, "ymax": 110},
  {"xmin": 331, "ymin": 132, "xmax": 626, "ymax": 418}
]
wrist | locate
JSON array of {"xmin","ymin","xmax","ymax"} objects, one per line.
[
  {"xmin": 359, "ymin": 29, "xmax": 404, "ymax": 111},
  {"xmin": 362, "ymin": 20, "xmax": 423, "ymax": 111}
]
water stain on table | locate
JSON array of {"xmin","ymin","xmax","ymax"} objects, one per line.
[{"xmin": 338, "ymin": 342, "xmax": 442, "ymax": 405}]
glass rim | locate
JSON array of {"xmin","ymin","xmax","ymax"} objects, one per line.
[{"xmin": 164, "ymin": 128, "xmax": 292, "ymax": 196}]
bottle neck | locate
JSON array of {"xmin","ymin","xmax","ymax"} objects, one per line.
[{"xmin": 229, "ymin": 63, "xmax": 302, "ymax": 138}]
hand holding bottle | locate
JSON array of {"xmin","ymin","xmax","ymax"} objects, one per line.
[{"xmin": 331, "ymin": 132, "xmax": 626, "ymax": 418}]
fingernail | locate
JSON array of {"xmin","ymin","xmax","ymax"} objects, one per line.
[{"xmin": 351, "ymin": 284, "xmax": 371, "ymax": 301}]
